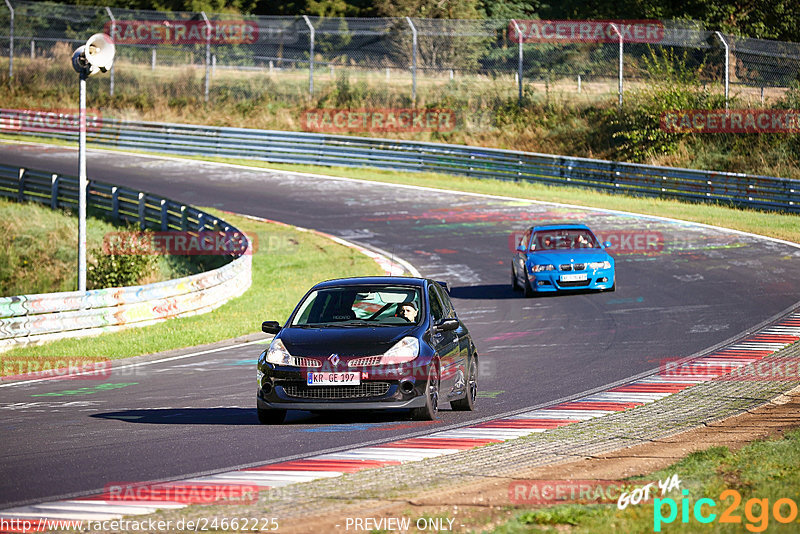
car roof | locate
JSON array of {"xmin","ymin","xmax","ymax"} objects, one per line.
[
  {"xmin": 312, "ymin": 276, "xmax": 428, "ymax": 289},
  {"xmin": 529, "ymin": 223, "xmax": 592, "ymax": 232}
]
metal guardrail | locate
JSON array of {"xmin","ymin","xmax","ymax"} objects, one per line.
[
  {"xmin": 2, "ymin": 110, "xmax": 798, "ymax": 213},
  {"xmin": 0, "ymin": 163, "xmax": 252, "ymax": 351}
]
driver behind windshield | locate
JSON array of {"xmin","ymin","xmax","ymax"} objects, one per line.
[{"xmin": 395, "ymin": 301, "xmax": 418, "ymax": 323}]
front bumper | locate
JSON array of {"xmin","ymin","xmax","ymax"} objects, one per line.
[
  {"xmin": 257, "ymin": 362, "xmax": 429, "ymax": 410},
  {"xmin": 528, "ymin": 269, "xmax": 615, "ymax": 292}
]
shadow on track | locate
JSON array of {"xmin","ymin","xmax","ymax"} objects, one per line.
[{"xmin": 91, "ymin": 408, "xmax": 447, "ymax": 427}]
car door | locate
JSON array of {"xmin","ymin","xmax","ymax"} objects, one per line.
[
  {"xmin": 427, "ymin": 283, "xmax": 460, "ymax": 398},
  {"xmin": 434, "ymin": 283, "xmax": 470, "ymax": 396}
]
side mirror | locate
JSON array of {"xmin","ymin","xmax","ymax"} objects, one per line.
[
  {"xmin": 603, "ymin": 241, "xmax": 612, "ymax": 249},
  {"xmin": 435, "ymin": 318, "xmax": 459, "ymax": 332},
  {"xmin": 261, "ymin": 321, "xmax": 281, "ymax": 335}
]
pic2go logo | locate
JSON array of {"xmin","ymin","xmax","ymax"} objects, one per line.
[{"xmin": 654, "ymin": 489, "xmax": 799, "ymax": 532}]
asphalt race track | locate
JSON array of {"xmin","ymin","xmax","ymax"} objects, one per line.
[{"xmin": 1, "ymin": 142, "xmax": 799, "ymax": 509}]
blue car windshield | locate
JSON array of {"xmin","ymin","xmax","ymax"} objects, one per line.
[
  {"xmin": 531, "ymin": 230, "xmax": 599, "ymax": 251},
  {"xmin": 291, "ymin": 286, "xmax": 422, "ymax": 327}
]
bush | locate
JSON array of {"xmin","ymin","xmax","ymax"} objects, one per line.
[{"xmin": 87, "ymin": 232, "xmax": 158, "ymax": 289}]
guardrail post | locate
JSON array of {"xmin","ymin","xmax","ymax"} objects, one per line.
[
  {"xmin": 111, "ymin": 186, "xmax": 119, "ymax": 220},
  {"xmin": 180, "ymin": 205, "xmax": 187, "ymax": 230},
  {"xmin": 50, "ymin": 174, "xmax": 59, "ymax": 209},
  {"xmin": 138, "ymin": 191, "xmax": 146, "ymax": 230},
  {"xmin": 609, "ymin": 23, "xmax": 623, "ymax": 109},
  {"xmin": 201, "ymin": 11, "xmax": 211, "ymax": 103},
  {"xmin": 302, "ymin": 15, "xmax": 314, "ymax": 97},
  {"xmin": 511, "ymin": 19, "xmax": 523, "ymax": 103},
  {"xmin": 17, "ymin": 168, "xmax": 25, "ymax": 201},
  {"xmin": 4, "ymin": 0, "xmax": 13, "ymax": 79},
  {"xmin": 405, "ymin": 17, "xmax": 417, "ymax": 102},
  {"xmin": 160, "ymin": 199, "xmax": 168, "ymax": 231},
  {"xmin": 715, "ymin": 31, "xmax": 730, "ymax": 109},
  {"xmin": 197, "ymin": 212, "xmax": 204, "ymax": 231},
  {"xmin": 105, "ymin": 7, "xmax": 116, "ymax": 96}
]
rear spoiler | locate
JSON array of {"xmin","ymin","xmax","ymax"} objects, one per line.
[{"xmin": 436, "ymin": 280, "xmax": 449, "ymax": 293}]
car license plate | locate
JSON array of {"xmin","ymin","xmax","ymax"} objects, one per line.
[
  {"xmin": 560, "ymin": 273, "xmax": 588, "ymax": 282},
  {"xmin": 307, "ymin": 372, "xmax": 360, "ymax": 386}
]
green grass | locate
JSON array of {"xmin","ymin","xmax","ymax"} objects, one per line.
[
  {"xmin": 1, "ymin": 209, "xmax": 384, "ymax": 368},
  {"xmin": 490, "ymin": 428, "xmax": 800, "ymax": 533},
  {"xmin": 0, "ymin": 197, "xmax": 230, "ymax": 295},
  {"xmin": 0, "ymin": 197, "xmax": 118, "ymax": 295}
]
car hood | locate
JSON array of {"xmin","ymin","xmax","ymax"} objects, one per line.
[
  {"xmin": 279, "ymin": 326, "xmax": 416, "ymax": 357},
  {"xmin": 527, "ymin": 249, "xmax": 612, "ymax": 265}
]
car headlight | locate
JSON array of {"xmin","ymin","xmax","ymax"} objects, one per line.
[
  {"xmin": 379, "ymin": 337, "xmax": 420, "ymax": 365},
  {"xmin": 532, "ymin": 264, "xmax": 555, "ymax": 273},
  {"xmin": 589, "ymin": 261, "xmax": 611, "ymax": 269},
  {"xmin": 256, "ymin": 368, "xmax": 264, "ymax": 385},
  {"xmin": 265, "ymin": 338, "xmax": 292, "ymax": 365}
]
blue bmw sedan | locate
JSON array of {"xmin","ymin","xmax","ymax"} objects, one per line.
[
  {"xmin": 511, "ymin": 224, "xmax": 615, "ymax": 296},
  {"xmin": 257, "ymin": 277, "xmax": 478, "ymax": 424}
]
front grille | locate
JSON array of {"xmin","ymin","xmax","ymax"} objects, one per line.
[
  {"xmin": 560, "ymin": 263, "xmax": 586, "ymax": 271},
  {"xmin": 559, "ymin": 279, "xmax": 592, "ymax": 287},
  {"xmin": 283, "ymin": 382, "xmax": 391, "ymax": 399},
  {"xmin": 292, "ymin": 357, "xmax": 322, "ymax": 368},
  {"xmin": 560, "ymin": 264, "xmax": 572, "ymax": 271},
  {"xmin": 348, "ymin": 356, "xmax": 382, "ymax": 367}
]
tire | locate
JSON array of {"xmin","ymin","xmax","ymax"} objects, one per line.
[
  {"xmin": 511, "ymin": 266, "xmax": 521, "ymax": 292},
  {"xmin": 411, "ymin": 363, "xmax": 440, "ymax": 421},
  {"xmin": 257, "ymin": 407, "xmax": 286, "ymax": 425},
  {"xmin": 523, "ymin": 277, "xmax": 535, "ymax": 298},
  {"xmin": 451, "ymin": 356, "xmax": 477, "ymax": 411}
]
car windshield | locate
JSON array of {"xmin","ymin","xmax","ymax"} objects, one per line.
[
  {"xmin": 531, "ymin": 229, "xmax": 599, "ymax": 250},
  {"xmin": 290, "ymin": 285, "xmax": 422, "ymax": 327}
]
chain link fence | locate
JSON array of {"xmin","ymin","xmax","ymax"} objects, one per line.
[{"xmin": 1, "ymin": 1, "xmax": 799, "ymax": 120}]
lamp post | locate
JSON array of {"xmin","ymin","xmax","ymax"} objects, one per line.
[{"xmin": 71, "ymin": 33, "xmax": 115, "ymax": 293}]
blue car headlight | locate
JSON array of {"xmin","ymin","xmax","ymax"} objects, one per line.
[
  {"xmin": 531, "ymin": 264, "xmax": 555, "ymax": 273},
  {"xmin": 589, "ymin": 261, "xmax": 612, "ymax": 269}
]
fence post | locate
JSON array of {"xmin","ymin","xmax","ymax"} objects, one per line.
[
  {"xmin": 151, "ymin": 48, "xmax": 156, "ymax": 70},
  {"xmin": 609, "ymin": 23, "xmax": 623, "ymax": 109},
  {"xmin": 30, "ymin": 39, "xmax": 33, "ymax": 59},
  {"xmin": 160, "ymin": 199, "xmax": 168, "ymax": 231},
  {"xmin": 17, "ymin": 167, "xmax": 25, "ymax": 201},
  {"xmin": 138, "ymin": 191, "xmax": 146, "ymax": 230},
  {"xmin": 111, "ymin": 186, "xmax": 119, "ymax": 220},
  {"xmin": 405, "ymin": 17, "xmax": 417, "ymax": 102},
  {"xmin": 201, "ymin": 11, "xmax": 211, "ymax": 102},
  {"xmin": 4, "ymin": 0, "xmax": 13, "ymax": 79},
  {"xmin": 715, "ymin": 31, "xmax": 730, "ymax": 110},
  {"xmin": 105, "ymin": 7, "xmax": 116, "ymax": 96},
  {"xmin": 510, "ymin": 19, "xmax": 523, "ymax": 103},
  {"xmin": 302, "ymin": 15, "xmax": 314, "ymax": 97},
  {"xmin": 51, "ymin": 174, "xmax": 59, "ymax": 209}
]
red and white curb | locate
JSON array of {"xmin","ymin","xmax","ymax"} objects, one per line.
[{"xmin": 2, "ymin": 313, "xmax": 798, "ymax": 529}]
